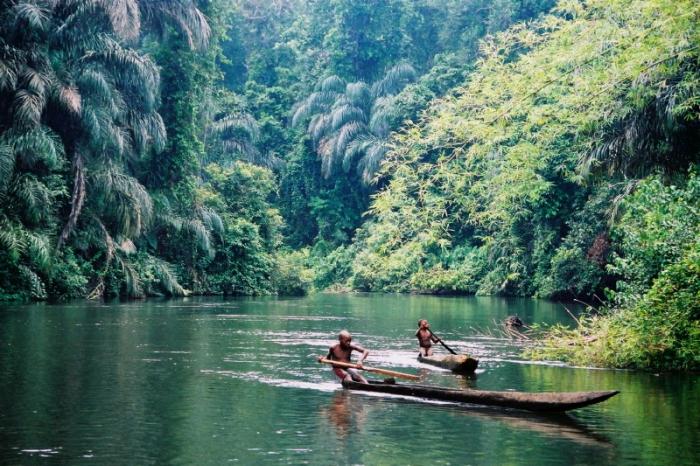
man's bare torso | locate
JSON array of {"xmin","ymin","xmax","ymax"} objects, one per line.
[{"xmin": 328, "ymin": 343, "xmax": 365, "ymax": 362}]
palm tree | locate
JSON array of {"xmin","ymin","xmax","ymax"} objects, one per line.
[
  {"xmin": 0, "ymin": 0, "xmax": 210, "ymax": 298},
  {"xmin": 203, "ymin": 100, "xmax": 268, "ymax": 167},
  {"xmin": 292, "ymin": 63, "xmax": 416, "ymax": 184}
]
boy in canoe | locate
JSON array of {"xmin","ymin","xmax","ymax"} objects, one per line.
[
  {"xmin": 319, "ymin": 330, "xmax": 369, "ymax": 383},
  {"xmin": 416, "ymin": 319, "xmax": 439, "ymax": 357}
]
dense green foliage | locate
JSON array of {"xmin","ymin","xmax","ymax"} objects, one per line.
[
  {"xmin": 0, "ymin": 0, "xmax": 281, "ymax": 301},
  {"xmin": 1, "ymin": 0, "xmax": 698, "ymax": 370},
  {"xmin": 528, "ymin": 171, "xmax": 700, "ymax": 369},
  {"xmin": 340, "ymin": 0, "xmax": 700, "ymax": 301},
  {"xmin": 333, "ymin": 0, "xmax": 699, "ymax": 369},
  {"xmin": 224, "ymin": 0, "xmax": 557, "ymax": 249}
]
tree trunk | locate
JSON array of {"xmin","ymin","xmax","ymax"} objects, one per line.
[{"xmin": 57, "ymin": 154, "xmax": 85, "ymax": 249}]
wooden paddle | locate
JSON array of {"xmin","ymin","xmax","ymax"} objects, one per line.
[
  {"xmin": 318, "ymin": 358, "xmax": 420, "ymax": 381},
  {"xmin": 427, "ymin": 328, "xmax": 458, "ymax": 355}
]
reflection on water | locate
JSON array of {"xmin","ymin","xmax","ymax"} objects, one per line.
[
  {"xmin": 0, "ymin": 294, "xmax": 699, "ymax": 465},
  {"xmin": 322, "ymin": 391, "xmax": 369, "ymax": 439},
  {"xmin": 454, "ymin": 408, "xmax": 613, "ymax": 448}
]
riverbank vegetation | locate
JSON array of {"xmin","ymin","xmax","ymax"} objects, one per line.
[{"xmin": 1, "ymin": 0, "xmax": 698, "ymax": 369}]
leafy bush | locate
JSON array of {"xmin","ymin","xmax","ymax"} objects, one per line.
[
  {"xmin": 530, "ymin": 170, "xmax": 700, "ymax": 369},
  {"xmin": 274, "ymin": 249, "xmax": 315, "ymax": 296},
  {"xmin": 608, "ymin": 172, "xmax": 700, "ymax": 304},
  {"xmin": 202, "ymin": 162, "xmax": 282, "ymax": 295},
  {"xmin": 46, "ymin": 249, "xmax": 91, "ymax": 301},
  {"xmin": 311, "ymin": 244, "xmax": 355, "ymax": 291},
  {"xmin": 529, "ymin": 241, "xmax": 700, "ymax": 370}
]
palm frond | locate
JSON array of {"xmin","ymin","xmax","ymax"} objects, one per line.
[
  {"xmin": 317, "ymin": 75, "xmax": 346, "ymax": 93},
  {"xmin": 372, "ymin": 63, "xmax": 417, "ymax": 97},
  {"xmin": 0, "ymin": 220, "xmax": 27, "ymax": 260},
  {"xmin": 106, "ymin": 122, "xmax": 130, "ymax": 158},
  {"xmin": 369, "ymin": 95, "xmax": 399, "ymax": 137},
  {"xmin": 91, "ymin": 166, "xmax": 153, "ymax": 238},
  {"xmin": 330, "ymin": 104, "xmax": 367, "ymax": 130},
  {"xmin": 85, "ymin": 36, "xmax": 159, "ymax": 111},
  {"xmin": 26, "ymin": 231, "xmax": 51, "ymax": 271},
  {"xmin": 13, "ymin": 89, "xmax": 45, "ymax": 125},
  {"xmin": 0, "ymin": 59, "xmax": 18, "ymax": 91},
  {"xmin": 140, "ymin": 0, "xmax": 211, "ymax": 50},
  {"xmin": 128, "ymin": 110, "xmax": 166, "ymax": 154},
  {"xmin": 116, "ymin": 256, "xmax": 143, "ymax": 298},
  {"xmin": 317, "ymin": 132, "xmax": 337, "ymax": 160},
  {"xmin": 221, "ymin": 139, "xmax": 260, "ymax": 162},
  {"xmin": 346, "ymin": 81, "xmax": 372, "ymax": 110},
  {"xmin": 356, "ymin": 136, "xmax": 389, "ymax": 184},
  {"xmin": 19, "ymin": 65, "xmax": 50, "ymax": 98},
  {"xmin": 0, "ymin": 143, "xmax": 15, "ymax": 190},
  {"xmin": 100, "ymin": 0, "xmax": 141, "ymax": 41},
  {"xmin": 11, "ymin": 174, "xmax": 53, "ymax": 225},
  {"xmin": 77, "ymin": 68, "xmax": 114, "ymax": 106},
  {"xmin": 152, "ymin": 194, "xmax": 184, "ymax": 231},
  {"xmin": 52, "ymin": 84, "xmax": 82, "ymax": 115},
  {"xmin": 80, "ymin": 106, "xmax": 101, "ymax": 144},
  {"xmin": 331, "ymin": 95, "xmax": 353, "ymax": 109},
  {"xmin": 319, "ymin": 138, "xmax": 335, "ymax": 178},
  {"xmin": 291, "ymin": 91, "xmax": 338, "ymax": 127},
  {"xmin": 7, "ymin": 126, "xmax": 65, "ymax": 171},
  {"xmin": 56, "ymin": 1, "xmax": 111, "ymax": 44},
  {"xmin": 12, "ymin": 2, "xmax": 49, "ymax": 33},
  {"xmin": 213, "ymin": 113, "xmax": 260, "ymax": 143},
  {"xmin": 182, "ymin": 218, "xmax": 214, "ymax": 258},
  {"xmin": 343, "ymin": 136, "xmax": 372, "ymax": 173},
  {"xmin": 333, "ymin": 121, "xmax": 366, "ymax": 162},
  {"xmin": 200, "ymin": 207, "xmax": 224, "ymax": 240},
  {"xmin": 151, "ymin": 257, "xmax": 186, "ymax": 296},
  {"xmin": 308, "ymin": 113, "xmax": 333, "ymax": 144},
  {"xmin": 294, "ymin": 65, "xmax": 417, "ymax": 181}
]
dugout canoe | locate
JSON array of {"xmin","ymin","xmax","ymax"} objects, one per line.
[
  {"xmin": 341, "ymin": 380, "xmax": 619, "ymax": 412},
  {"xmin": 418, "ymin": 353, "xmax": 479, "ymax": 373}
]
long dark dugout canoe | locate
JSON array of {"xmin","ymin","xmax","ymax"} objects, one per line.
[
  {"xmin": 418, "ymin": 353, "xmax": 479, "ymax": 373},
  {"xmin": 341, "ymin": 380, "xmax": 619, "ymax": 413}
]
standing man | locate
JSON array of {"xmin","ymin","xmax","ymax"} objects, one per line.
[{"xmin": 320, "ymin": 330, "xmax": 369, "ymax": 383}]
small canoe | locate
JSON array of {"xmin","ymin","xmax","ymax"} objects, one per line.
[
  {"xmin": 418, "ymin": 353, "xmax": 479, "ymax": 373},
  {"xmin": 342, "ymin": 380, "xmax": 619, "ymax": 412}
]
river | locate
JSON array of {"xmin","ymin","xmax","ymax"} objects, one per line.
[{"xmin": 1, "ymin": 294, "xmax": 698, "ymax": 465}]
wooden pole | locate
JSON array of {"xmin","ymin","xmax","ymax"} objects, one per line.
[
  {"xmin": 318, "ymin": 358, "xmax": 420, "ymax": 381},
  {"xmin": 428, "ymin": 329, "xmax": 458, "ymax": 355}
]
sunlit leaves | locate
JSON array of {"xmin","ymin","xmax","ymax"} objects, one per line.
[{"xmin": 351, "ymin": 0, "xmax": 700, "ymax": 296}]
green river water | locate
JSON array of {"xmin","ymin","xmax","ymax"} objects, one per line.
[{"xmin": 1, "ymin": 294, "xmax": 698, "ymax": 465}]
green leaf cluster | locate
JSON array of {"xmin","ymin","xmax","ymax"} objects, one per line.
[
  {"xmin": 342, "ymin": 0, "xmax": 700, "ymax": 300},
  {"xmin": 528, "ymin": 169, "xmax": 700, "ymax": 369}
]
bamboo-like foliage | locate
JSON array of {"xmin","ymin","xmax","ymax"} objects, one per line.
[
  {"xmin": 349, "ymin": 0, "xmax": 700, "ymax": 295},
  {"xmin": 292, "ymin": 63, "xmax": 416, "ymax": 183}
]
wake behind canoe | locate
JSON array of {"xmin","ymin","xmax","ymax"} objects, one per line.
[
  {"xmin": 418, "ymin": 353, "xmax": 479, "ymax": 373},
  {"xmin": 342, "ymin": 380, "xmax": 619, "ymax": 413}
]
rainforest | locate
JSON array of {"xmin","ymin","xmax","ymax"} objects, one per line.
[{"xmin": 0, "ymin": 0, "xmax": 698, "ymax": 370}]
